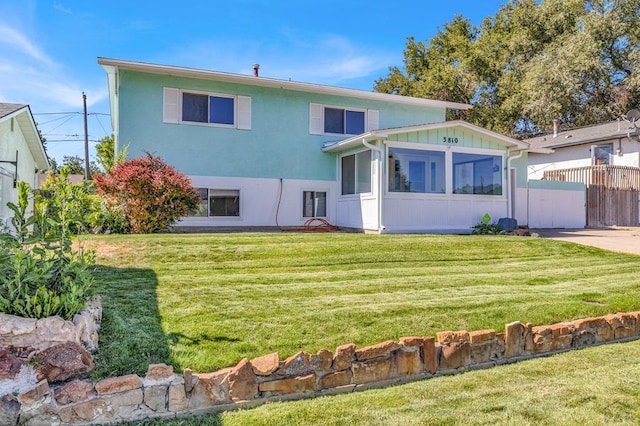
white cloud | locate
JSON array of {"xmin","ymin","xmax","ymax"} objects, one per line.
[
  {"xmin": 0, "ymin": 22, "xmax": 54, "ymax": 66},
  {"xmin": 53, "ymin": 1, "xmax": 72, "ymax": 14},
  {"xmin": 159, "ymin": 31, "xmax": 395, "ymax": 89}
]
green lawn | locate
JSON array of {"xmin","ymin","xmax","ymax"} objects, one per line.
[{"xmin": 81, "ymin": 232, "xmax": 640, "ymax": 380}]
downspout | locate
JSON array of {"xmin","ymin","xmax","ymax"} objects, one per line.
[
  {"xmin": 507, "ymin": 150, "xmax": 525, "ymax": 219},
  {"xmin": 362, "ymin": 138, "xmax": 385, "ymax": 233}
]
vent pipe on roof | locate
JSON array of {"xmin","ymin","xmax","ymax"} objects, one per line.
[
  {"xmin": 552, "ymin": 119, "xmax": 559, "ymax": 138},
  {"xmin": 252, "ymin": 64, "xmax": 260, "ymax": 77}
]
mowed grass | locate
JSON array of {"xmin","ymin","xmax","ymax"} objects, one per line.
[{"xmin": 79, "ymin": 232, "xmax": 640, "ymax": 378}]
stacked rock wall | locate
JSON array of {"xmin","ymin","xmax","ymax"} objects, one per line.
[{"xmin": 1, "ymin": 310, "xmax": 639, "ymax": 425}]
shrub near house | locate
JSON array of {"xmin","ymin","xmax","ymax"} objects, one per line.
[
  {"xmin": 0, "ymin": 181, "xmax": 94, "ymax": 320},
  {"xmin": 93, "ymin": 152, "xmax": 199, "ymax": 234}
]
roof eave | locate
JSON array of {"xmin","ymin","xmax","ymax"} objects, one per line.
[{"xmin": 97, "ymin": 57, "xmax": 472, "ymax": 111}]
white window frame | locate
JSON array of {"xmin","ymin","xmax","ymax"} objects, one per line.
[
  {"xmin": 163, "ymin": 87, "xmax": 251, "ymax": 130},
  {"xmin": 302, "ymin": 190, "xmax": 328, "ymax": 218},
  {"xmin": 309, "ymin": 103, "xmax": 378, "ymax": 135},
  {"xmin": 188, "ymin": 187, "xmax": 242, "ymax": 218},
  {"xmin": 340, "ymin": 150, "xmax": 372, "ymax": 196}
]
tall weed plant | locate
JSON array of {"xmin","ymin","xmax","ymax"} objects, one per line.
[{"xmin": 0, "ymin": 181, "xmax": 94, "ymax": 320}]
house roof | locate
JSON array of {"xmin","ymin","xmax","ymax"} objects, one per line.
[
  {"xmin": 0, "ymin": 102, "xmax": 50, "ymax": 170},
  {"xmin": 97, "ymin": 57, "xmax": 473, "ymax": 111},
  {"xmin": 526, "ymin": 120, "xmax": 640, "ymax": 149},
  {"xmin": 322, "ymin": 120, "xmax": 530, "ymax": 152},
  {"xmin": 0, "ymin": 103, "xmax": 27, "ymax": 119}
]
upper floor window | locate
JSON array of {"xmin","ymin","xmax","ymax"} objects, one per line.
[
  {"xmin": 183, "ymin": 93, "xmax": 235, "ymax": 125},
  {"xmin": 592, "ymin": 144, "xmax": 613, "ymax": 165},
  {"xmin": 309, "ymin": 103, "xmax": 378, "ymax": 136},
  {"xmin": 163, "ymin": 87, "xmax": 251, "ymax": 130}
]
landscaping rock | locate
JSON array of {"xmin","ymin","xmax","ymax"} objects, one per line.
[
  {"xmin": 352, "ymin": 357, "xmax": 395, "ymax": 384},
  {"xmin": 317, "ymin": 370, "xmax": 352, "ymax": 389},
  {"xmin": 310, "ymin": 349, "xmax": 333, "ymax": 372},
  {"xmin": 397, "ymin": 349, "xmax": 421, "ymax": 376},
  {"xmin": 355, "ymin": 340, "xmax": 400, "ymax": 361},
  {"xmin": 54, "ymin": 379, "xmax": 94, "ymax": 405},
  {"xmin": 58, "ymin": 398, "xmax": 107, "ymax": 424},
  {"xmin": 439, "ymin": 341, "xmax": 471, "ymax": 370},
  {"xmin": 17, "ymin": 379, "xmax": 50, "ymax": 406},
  {"xmin": 277, "ymin": 351, "xmax": 311, "ymax": 376},
  {"xmin": 35, "ymin": 316, "xmax": 77, "ymax": 348},
  {"xmin": 168, "ymin": 379, "xmax": 187, "ymax": 412},
  {"xmin": 188, "ymin": 370, "xmax": 231, "ymax": 408},
  {"xmin": 227, "ymin": 358, "xmax": 258, "ymax": 401},
  {"xmin": 469, "ymin": 329, "xmax": 496, "ymax": 344},
  {"xmin": 332, "ymin": 343, "xmax": 355, "ymax": 371},
  {"xmin": 399, "ymin": 336, "xmax": 424, "ymax": 348},
  {"xmin": 145, "ymin": 363, "xmax": 174, "ymax": 382},
  {"xmin": 258, "ymin": 374, "xmax": 316, "ymax": 395},
  {"xmin": 497, "ymin": 217, "xmax": 518, "ymax": 232},
  {"xmin": 95, "ymin": 374, "xmax": 142, "ymax": 395},
  {"xmin": 33, "ymin": 342, "xmax": 94, "ymax": 383},
  {"xmin": 0, "ymin": 314, "xmax": 37, "ymax": 349},
  {"xmin": 0, "ymin": 394, "xmax": 20, "ymax": 426},
  {"xmin": 505, "ymin": 321, "xmax": 525, "ymax": 357},
  {"xmin": 250, "ymin": 352, "xmax": 279, "ymax": 376},
  {"xmin": 437, "ymin": 331, "xmax": 470, "ymax": 345},
  {"xmin": 422, "ymin": 337, "xmax": 437, "ymax": 374},
  {"xmin": 0, "ymin": 347, "xmax": 24, "ymax": 380},
  {"xmin": 144, "ymin": 385, "xmax": 168, "ymax": 411}
]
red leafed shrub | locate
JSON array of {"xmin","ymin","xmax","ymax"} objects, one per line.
[{"xmin": 93, "ymin": 152, "xmax": 199, "ymax": 233}]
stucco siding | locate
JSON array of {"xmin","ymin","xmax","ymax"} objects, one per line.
[{"xmin": 117, "ymin": 70, "xmax": 446, "ymax": 182}]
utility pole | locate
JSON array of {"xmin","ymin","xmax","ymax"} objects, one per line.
[{"xmin": 83, "ymin": 92, "xmax": 90, "ymax": 180}]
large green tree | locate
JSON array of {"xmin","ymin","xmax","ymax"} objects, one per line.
[{"xmin": 375, "ymin": 0, "xmax": 640, "ymax": 137}]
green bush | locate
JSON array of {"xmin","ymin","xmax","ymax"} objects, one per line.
[
  {"xmin": 472, "ymin": 213, "xmax": 503, "ymax": 235},
  {"xmin": 0, "ymin": 181, "xmax": 94, "ymax": 320}
]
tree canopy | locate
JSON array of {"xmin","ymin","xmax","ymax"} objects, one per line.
[{"xmin": 374, "ymin": 0, "xmax": 640, "ymax": 137}]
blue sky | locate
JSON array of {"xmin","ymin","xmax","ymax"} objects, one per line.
[{"xmin": 0, "ymin": 0, "xmax": 506, "ymax": 163}]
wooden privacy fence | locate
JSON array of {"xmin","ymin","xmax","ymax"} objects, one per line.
[
  {"xmin": 543, "ymin": 165, "xmax": 640, "ymax": 190},
  {"xmin": 543, "ymin": 166, "xmax": 640, "ymax": 227}
]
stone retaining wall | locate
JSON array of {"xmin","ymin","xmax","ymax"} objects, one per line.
[
  {"xmin": 0, "ymin": 296, "xmax": 102, "ymax": 353},
  {"xmin": 2, "ymin": 310, "xmax": 639, "ymax": 425}
]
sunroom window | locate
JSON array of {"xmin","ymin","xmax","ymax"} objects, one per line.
[
  {"xmin": 388, "ymin": 148, "xmax": 445, "ymax": 193},
  {"xmin": 453, "ymin": 153, "xmax": 502, "ymax": 195}
]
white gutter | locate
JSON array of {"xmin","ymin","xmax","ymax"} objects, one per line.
[
  {"xmin": 362, "ymin": 138, "xmax": 386, "ymax": 233},
  {"xmin": 506, "ymin": 150, "xmax": 525, "ymax": 219}
]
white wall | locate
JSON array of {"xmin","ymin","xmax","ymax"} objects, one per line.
[
  {"xmin": 527, "ymin": 181, "xmax": 586, "ymax": 229},
  {"xmin": 0, "ymin": 116, "xmax": 39, "ymax": 226},
  {"xmin": 178, "ymin": 175, "xmax": 337, "ymax": 228}
]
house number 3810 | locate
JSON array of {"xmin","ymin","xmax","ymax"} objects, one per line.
[{"xmin": 443, "ymin": 137, "xmax": 459, "ymax": 144}]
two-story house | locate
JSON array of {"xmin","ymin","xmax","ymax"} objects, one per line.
[{"xmin": 98, "ymin": 58, "xmax": 536, "ymax": 233}]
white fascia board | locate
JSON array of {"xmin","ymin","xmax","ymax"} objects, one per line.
[
  {"xmin": 97, "ymin": 57, "xmax": 472, "ymax": 111},
  {"xmin": 12, "ymin": 107, "xmax": 50, "ymax": 170}
]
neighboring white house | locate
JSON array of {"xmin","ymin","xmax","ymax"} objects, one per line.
[
  {"xmin": 527, "ymin": 119, "xmax": 640, "ymax": 179},
  {"xmin": 527, "ymin": 119, "xmax": 640, "ymax": 227},
  {"xmin": 0, "ymin": 103, "xmax": 50, "ymax": 225}
]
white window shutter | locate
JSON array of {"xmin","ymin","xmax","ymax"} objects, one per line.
[
  {"xmin": 237, "ymin": 96, "xmax": 252, "ymax": 130},
  {"xmin": 309, "ymin": 103, "xmax": 324, "ymax": 135},
  {"xmin": 163, "ymin": 88, "xmax": 179, "ymax": 123},
  {"xmin": 366, "ymin": 109, "xmax": 379, "ymax": 131}
]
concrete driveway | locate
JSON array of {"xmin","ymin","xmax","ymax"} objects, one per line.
[{"xmin": 534, "ymin": 227, "xmax": 640, "ymax": 256}]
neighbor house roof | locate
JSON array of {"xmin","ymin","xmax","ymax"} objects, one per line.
[
  {"xmin": 322, "ymin": 120, "xmax": 530, "ymax": 153},
  {"xmin": 526, "ymin": 120, "xmax": 639, "ymax": 149},
  {"xmin": 0, "ymin": 103, "xmax": 50, "ymax": 170},
  {"xmin": 97, "ymin": 57, "xmax": 473, "ymax": 111}
]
